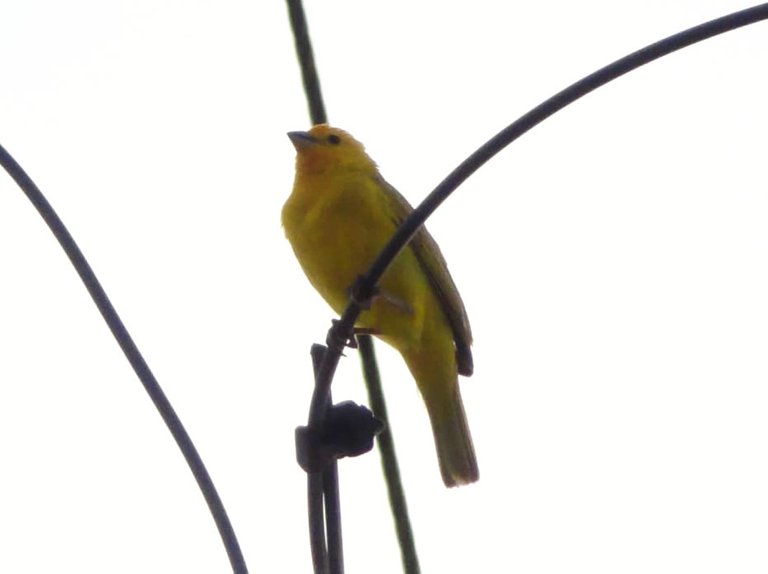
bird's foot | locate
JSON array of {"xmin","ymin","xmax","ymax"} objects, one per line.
[
  {"xmin": 348, "ymin": 275, "xmax": 378, "ymax": 310},
  {"xmin": 348, "ymin": 275, "xmax": 413, "ymax": 315},
  {"xmin": 327, "ymin": 320, "xmax": 378, "ymax": 349}
]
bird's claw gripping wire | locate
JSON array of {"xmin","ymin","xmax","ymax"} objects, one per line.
[
  {"xmin": 327, "ymin": 320, "xmax": 378, "ymax": 350},
  {"xmin": 348, "ymin": 275, "xmax": 378, "ymax": 310},
  {"xmin": 323, "ymin": 276, "xmax": 381, "ymax": 350}
]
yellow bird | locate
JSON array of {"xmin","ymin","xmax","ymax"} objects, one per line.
[{"xmin": 283, "ymin": 124, "xmax": 478, "ymax": 487}]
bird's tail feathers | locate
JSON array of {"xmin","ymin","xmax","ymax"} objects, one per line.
[{"xmin": 426, "ymin": 382, "xmax": 479, "ymax": 487}]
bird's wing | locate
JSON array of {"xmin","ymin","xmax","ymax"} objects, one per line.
[{"xmin": 376, "ymin": 174, "xmax": 474, "ymax": 376}]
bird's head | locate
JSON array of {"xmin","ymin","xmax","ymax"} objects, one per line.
[{"xmin": 288, "ymin": 124, "xmax": 376, "ymax": 175}]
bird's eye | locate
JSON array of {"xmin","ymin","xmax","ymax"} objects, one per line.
[{"xmin": 327, "ymin": 134, "xmax": 341, "ymax": 145}]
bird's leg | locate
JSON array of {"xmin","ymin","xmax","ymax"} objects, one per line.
[
  {"xmin": 348, "ymin": 275, "xmax": 378, "ymax": 310},
  {"xmin": 376, "ymin": 290, "xmax": 414, "ymax": 315},
  {"xmin": 348, "ymin": 275, "xmax": 413, "ymax": 315}
]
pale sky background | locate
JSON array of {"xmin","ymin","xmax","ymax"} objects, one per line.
[{"xmin": 1, "ymin": 1, "xmax": 767, "ymax": 572}]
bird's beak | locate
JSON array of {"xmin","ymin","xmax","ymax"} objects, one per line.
[{"xmin": 287, "ymin": 130, "xmax": 317, "ymax": 151}]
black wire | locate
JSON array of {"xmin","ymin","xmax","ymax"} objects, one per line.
[
  {"xmin": 357, "ymin": 335, "xmax": 420, "ymax": 574},
  {"xmin": 310, "ymin": 2, "xmax": 768, "ymax": 424},
  {"xmin": 309, "ymin": 344, "xmax": 342, "ymax": 574},
  {"xmin": 365, "ymin": 4, "xmax": 768, "ymax": 294},
  {"xmin": 286, "ymin": 0, "xmax": 327, "ymax": 126},
  {"xmin": 0, "ymin": 143, "xmax": 248, "ymax": 574},
  {"xmin": 323, "ymin": 462, "xmax": 344, "ymax": 574},
  {"xmin": 307, "ymin": 473, "xmax": 329, "ymax": 574},
  {"xmin": 307, "ymin": 347, "xmax": 332, "ymax": 574}
]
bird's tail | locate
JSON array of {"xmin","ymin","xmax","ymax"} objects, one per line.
[{"xmin": 404, "ymin": 352, "xmax": 479, "ymax": 487}]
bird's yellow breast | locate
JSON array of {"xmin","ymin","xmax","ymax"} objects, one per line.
[{"xmin": 282, "ymin": 169, "xmax": 435, "ymax": 351}]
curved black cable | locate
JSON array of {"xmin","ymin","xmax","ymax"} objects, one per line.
[
  {"xmin": 0, "ymin": 143, "xmax": 248, "ymax": 574},
  {"xmin": 309, "ymin": 2, "xmax": 768, "ymax": 433}
]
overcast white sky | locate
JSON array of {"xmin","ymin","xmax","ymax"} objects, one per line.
[{"xmin": 1, "ymin": 1, "xmax": 767, "ymax": 572}]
